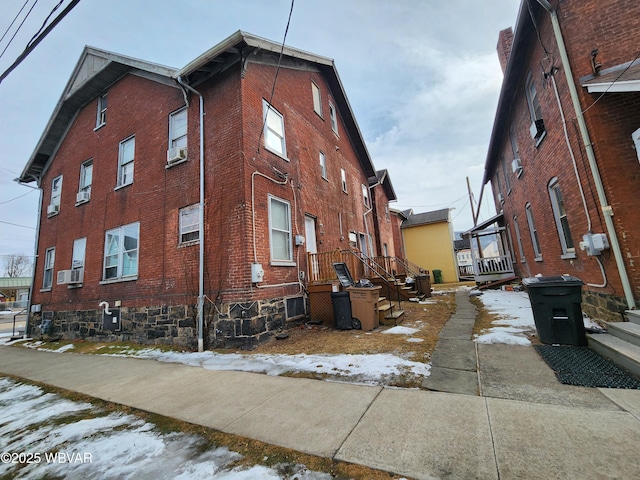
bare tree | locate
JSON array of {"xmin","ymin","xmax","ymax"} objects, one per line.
[{"xmin": 3, "ymin": 254, "xmax": 31, "ymax": 278}]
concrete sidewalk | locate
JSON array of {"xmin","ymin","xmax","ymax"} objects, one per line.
[{"xmin": 1, "ymin": 296, "xmax": 640, "ymax": 479}]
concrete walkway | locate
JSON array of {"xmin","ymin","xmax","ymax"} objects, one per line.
[{"xmin": 2, "ymin": 293, "xmax": 640, "ymax": 479}]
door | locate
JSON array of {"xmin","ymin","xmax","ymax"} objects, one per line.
[{"xmin": 305, "ymin": 216, "xmax": 318, "ymax": 280}]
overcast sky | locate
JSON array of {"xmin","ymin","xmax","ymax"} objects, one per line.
[{"xmin": 0, "ymin": 0, "xmax": 521, "ymax": 263}]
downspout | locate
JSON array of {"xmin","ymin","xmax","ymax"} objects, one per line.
[
  {"xmin": 536, "ymin": 0, "xmax": 636, "ymax": 310},
  {"xmin": 177, "ymin": 75, "xmax": 206, "ymax": 352},
  {"xmin": 363, "ymin": 182, "xmax": 379, "ymax": 256},
  {"xmin": 16, "ymin": 176, "xmax": 42, "ymax": 338}
]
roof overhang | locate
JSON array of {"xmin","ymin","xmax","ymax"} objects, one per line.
[
  {"xmin": 580, "ymin": 59, "xmax": 640, "ymax": 93},
  {"xmin": 463, "ymin": 212, "xmax": 505, "ymax": 235},
  {"xmin": 18, "ymin": 47, "xmax": 177, "ymax": 183}
]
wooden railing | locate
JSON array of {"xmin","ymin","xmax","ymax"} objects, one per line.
[{"xmin": 474, "ymin": 255, "xmax": 513, "ymax": 275}]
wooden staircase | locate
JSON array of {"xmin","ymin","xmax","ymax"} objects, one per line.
[
  {"xmin": 586, "ymin": 310, "xmax": 640, "ymax": 378},
  {"xmin": 377, "ymin": 296, "xmax": 405, "ymax": 326}
]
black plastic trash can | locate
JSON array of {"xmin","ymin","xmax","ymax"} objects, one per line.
[
  {"xmin": 522, "ymin": 275, "xmax": 587, "ymax": 346},
  {"xmin": 331, "ymin": 291, "xmax": 353, "ymax": 330}
]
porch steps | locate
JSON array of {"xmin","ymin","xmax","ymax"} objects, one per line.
[
  {"xmin": 377, "ymin": 297, "xmax": 404, "ymax": 326},
  {"xmin": 586, "ymin": 312, "xmax": 640, "ymax": 379},
  {"xmin": 380, "ymin": 309, "xmax": 405, "ymax": 326}
]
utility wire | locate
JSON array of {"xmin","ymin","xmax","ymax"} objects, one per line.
[
  {"xmin": 0, "ymin": 0, "xmax": 30, "ymax": 47},
  {"xmin": 0, "ymin": 0, "xmax": 39, "ymax": 60},
  {"xmin": 0, "ymin": 0, "xmax": 81, "ymax": 85},
  {"xmin": 0, "ymin": 190, "xmax": 35, "ymax": 205},
  {"xmin": 0, "ymin": 220, "xmax": 35, "ymax": 229},
  {"xmin": 255, "ymin": 0, "xmax": 295, "ymax": 155},
  {"xmin": 26, "ymin": 0, "xmax": 63, "ymax": 49}
]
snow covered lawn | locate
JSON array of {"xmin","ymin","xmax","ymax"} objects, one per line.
[{"xmin": 0, "ymin": 376, "xmax": 337, "ymax": 479}]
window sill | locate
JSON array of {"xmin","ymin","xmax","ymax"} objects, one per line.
[
  {"xmin": 166, "ymin": 158, "xmax": 188, "ymax": 169},
  {"xmin": 47, "ymin": 212, "xmax": 59, "ymax": 219},
  {"xmin": 114, "ymin": 182, "xmax": 132, "ymax": 191},
  {"xmin": 534, "ymin": 256, "xmax": 543, "ymax": 262},
  {"xmin": 178, "ymin": 240, "xmax": 200, "ymax": 248},
  {"xmin": 100, "ymin": 276, "xmax": 138, "ymax": 285},
  {"xmin": 67, "ymin": 283, "xmax": 83, "ymax": 289},
  {"xmin": 94, "ymin": 123, "xmax": 105, "ymax": 132},
  {"xmin": 534, "ymin": 131, "xmax": 547, "ymax": 148},
  {"xmin": 322, "ymin": 176, "xmax": 329, "ymax": 182},
  {"xmin": 264, "ymin": 146, "xmax": 289, "ymax": 162},
  {"xmin": 271, "ymin": 261, "xmax": 296, "ymax": 267},
  {"xmin": 40, "ymin": 288, "xmax": 52, "ymax": 293},
  {"xmin": 75, "ymin": 200, "xmax": 89, "ymax": 207},
  {"xmin": 561, "ymin": 252, "xmax": 577, "ymax": 260}
]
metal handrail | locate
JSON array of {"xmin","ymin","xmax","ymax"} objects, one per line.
[{"xmin": 12, "ymin": 308, "xmax": 27, "ymax": 339}]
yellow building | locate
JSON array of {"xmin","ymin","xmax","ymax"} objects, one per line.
[{"xmin": 401, "ymin": 208, "xmax": 458, "ymax": 284}]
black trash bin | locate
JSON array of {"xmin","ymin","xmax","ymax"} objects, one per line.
[
  {"xmin": 331, "ymin": 291, "xmax": 353, "ymax": 330},
  {"xmin": 522, "ymin": 275, "xmax": 587, "ymax": 346}
]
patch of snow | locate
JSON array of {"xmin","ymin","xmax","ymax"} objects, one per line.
[
  {"xmin": 406, "ymin": 338, "xmax": 424, "ymax": 343},
  {"xmin": 0, "ymin": 378, "xmax": 333, "ymax": 479},
  {"xmin": 474, "ymin": 290, "xmax": 536, "ymax": 345},
  {"xmin": 382, "ymin": 326, "xmax": 418, "ymax": 335}
]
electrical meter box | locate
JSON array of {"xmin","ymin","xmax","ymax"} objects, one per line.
[
  {"xmin": 581, "ymin": 233, "xmax": 609, "ymax": 256},
  {"xmin": 251, "ymin": 263, "xmax": 265, "ymax": 283}
]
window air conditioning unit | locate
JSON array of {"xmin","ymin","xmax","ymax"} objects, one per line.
[
  {"xmin": 529, "ymin": 119, "xmax": 545, "ymax": 139},
  {"xmin": 511, "ymin": 158, "xmax": 523, "ymax": 177},
  {"xmin": 57, "ymin": 268, "xmax": 83, "ymax": 285},
  {"xmin": 498, "ymin": 193, "xmax": 505, "ymax": 203},
  {"xmin": 167, "ymin": 146, "xmax": 187, "ymax": 164},
  {"xmin": 76, "ymin": 190, "xmax": 91, "ymax": 203},
  {"xmin": 47, "ymin": 204, "xmax": 59, "ymax": 215}
]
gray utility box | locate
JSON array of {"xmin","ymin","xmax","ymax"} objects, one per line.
[{"xmin": 522, "ymin": 276, "xmax": 587, "ymax": 346}]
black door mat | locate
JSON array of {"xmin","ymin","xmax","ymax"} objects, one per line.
[{"xmin": 534, "ymin": 345, "xmax": 640, "ymax": 389}]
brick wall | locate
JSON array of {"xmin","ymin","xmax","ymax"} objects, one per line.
[{"xmin": 491, "ymin": 0, "xmax": 640, "ymax": 320}]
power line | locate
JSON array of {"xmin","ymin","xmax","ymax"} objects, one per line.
[
  {"xmin": 0, "ymin": 0, "xmax": 39, "ymax": 60},
  {"xmin": 0, "ymin": 189, "xmax": 35, "ymax": 205},
  {"xmin": 0, "ymin": 0, "xmax": 81, "ymax": 85},
  {"xmin": 0, "ymin": 220, "xmax": 35, "ymax": 230},
  {"xmin": 0, "ymin": 0, "xmax": 30, "ymax": 47}
]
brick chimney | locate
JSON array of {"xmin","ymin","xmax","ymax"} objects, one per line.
[{"xmin": 496, "ymin": 27, "xmax": 514, "ymax": 74}]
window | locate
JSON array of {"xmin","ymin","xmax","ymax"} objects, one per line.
[
  {"xmin": 633, "ymin": 127, "xmax": 640, "ymax": 162},
  {"xmin": 263, "ymin": 100, "xmax": 286, "ymax": 158},
  {"xmin": 501, "ymin": 156, "xmax": 511, "ymax": 193},
  {"xmin": 103, "ymin": 222, "xmax": 139, "ymax": 280},
  {"xmin": 311, "ymin": 82, "xmax": 322, "ymax": 117},
  {"xmin": 49, "ymin": 175, "xmax": 62, "ymax": 215},
  {"xmin": 525, "ymin": 73, "xmax": 545, "ymax": 140},
  {"xmin": 341, "ymin": 168, "xmax": 347, "ymax": 193},
  {"xmin": 79, "ymin": 160, "xmax": 92, "ymax": 192},
  {"xmin": 319, "ymin": 151, "xmax": 327, "ymax": 179},
  {"xmin": 548, "ymin": 178, "xmax": 575, "ymax": 257},
  {"xmin": 269, "ymin": 196, "xmax": 293, "ymax": 264},
  {"xmin": 329, "ymin": 102, "xmax": 338, "ymax": 134},
  {"xmin": 96, "ymin": 93, "xmax": 107, "ymax": 128},
  {"xmin": 169, "ymin": 108, "xmax": 187, "ymax": 150},
  {"xmin": 513, "ymin": 216, "xmax": 526, "ymax": 263},
  {"xmin": 525, "ymin": 203, "xmax": 542, "ymax": 260},
  {"xmin": 72, "ymin": 237, "xmax": 86, "ymax": 278},
  {"xmin": 43, "ymin": 247, "xmax": 55, "ymax": 289},
  {"xmin": 385, "ymin": 204, "xmax": 390, "ymax": 221},
  {"xmin": 179, "ymin": 204, "xmax": 200, "ymax": 244},
  {"xmin": 117, "ymin": 136, "xmax": 135, "ymax": 187},
  {"xmin": 510, "ymin": 126, "xmax": 523, "ymax": 177},
  {"xmin": 362, "ymin": 184, "xmax": 370, "ymax": 207}
]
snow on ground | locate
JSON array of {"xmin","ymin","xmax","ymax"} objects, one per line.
[
  {"xmin": 0, "ymin": 377, "xmax": 333, "ymax": 479},
  {"xmin": 474, "ymin": 289, "xmax": 536, "ymax": 346},
  {"xmin": 100, "ymin": 349, "xmax": 431, "ymax": 385}
]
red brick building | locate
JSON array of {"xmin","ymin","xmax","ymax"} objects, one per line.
[
  {"xmin": 19, "ymin": 31, "xmax": 397, "ymax": 349},
  {"xmin": 483, "ymin": 0, "xmax": 640, "ymax": 320}
]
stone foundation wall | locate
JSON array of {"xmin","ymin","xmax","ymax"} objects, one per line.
[
  {"xmin": 582, "ymin": 290, "xmax": 629, "ymax": 323},
  {"xmin": 30, "ymin": 296, "xmax": 306, "ymax": 350}
]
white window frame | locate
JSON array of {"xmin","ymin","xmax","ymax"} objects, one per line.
[
  {"xmin": 263, "ymin": 100, "xmax": 287, "ymax": 159},
  {"xmin": 79, "ymin": 159, "xmax": 93, "ymax": 193},
  {"xmin": 513, "ymin": 216, "xmax": 526, "ymax": 263},
  {"xmin": 525, "ymin": 73, "xmax": 542, "ymax": 123},
  {"xmin": 179, "ymin": 204, "xmax": 200, "ymax": 244},
  {"xmin": 319, "ymin": 151, "xmax": 327, "ymax": 179},
  {"xmin": 72, "ymin": 237, "xmax": 86, "ymax": 284},
  {"xmin": 501, "ymin": 156, "xmax": 511, "ymax": 193},
  {"xmin": 103, "ymin": 222, "xmax": 140, "ymax": 281},
  {"xmin": 311, "ymin": 81, "xmax": 322, "ymax": 117},
  {"xmin": 341, "ymin": 168, "xmax": 347, "ymax": 193},
  {"xmin": 50, "ymin": 175, "xmax": 62, "ymax": 209},
  {"xmin": 169, "ymin": 107, "xmax": 188, "ymax": 150},
  {"xmin": 633, "ymin": 127, "xmax": 640, "ymax": 162},
  {"xmin": 548, "ymin": 177, "xmax": 575, "ymax": 258},
  {"xmin": 329, "ymin": 102, "xmax": 338, "ymax": 134},
  {"xmin": 525, "ymin": 203, "xmax": 542, "ymax": 261},
  {"xmin": 362, "ymin": 184, "xmax": 370, "ymax": 208},
  {"xmin": 96, "ymin": 93, "xmax": 107, "ymax": 128},
  {"xmin": 268, "ymin": 195, "xmax": 294, "ymax": 265},
  {"xmin": 43, "ymin": 247, "xmax": 55, "ymax": 290},
  {"xmin": 117, "ymin": 136, "xmax": 135, "ymax": 188}
]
